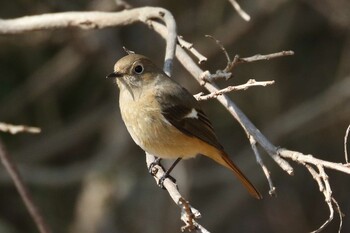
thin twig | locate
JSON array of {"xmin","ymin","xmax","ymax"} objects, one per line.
[
  {"xmin": 248, "ymin": 135, "xmax": 276, "ymax": 196},
  {"xmin": 178, "ymin": 36, "xmax": 207, "ymax": 64},
  {"xmin": 332, "ymin": 197, "xmax": 344, "ymax": 233},
  {"xmin": 309, "ymin": 165, "xmax": 334, "ymax": 233},
  {"xmin": 305, "ymin": 164, "xmax": 324, "ymax": 191},
  {"xmin": 0, "ymin": 122, "xmax": 41, "ymax": 134},
  {"xmin": 195, "ymin": 79, "xmax": 275, "ymax": 101},
  {"xmin": 201, "ymin": 36, "xmax": 294, "ymax": 83},
  {"xmin": 0, "ymin": 140, "xmax": 52, "ymax": 233},
  {"xmin": 205, "ymin": 35, "xmax": 232, "ymax": 72},
  {"xmin": 198, "ymin": 70, "xmax": 232, "ymax": 84},
  {"xmin": 305, "ymin": 163, "xmax": 338, "ymax": 233},
  {"xmin": 344, "ymin": 124, "xmax": 350, "ymax": 163},
  {"xmin": 235, "ymin": 51, "xmax": 295, "ymax": 64},
  {"xmin": 219, "ymin": 51, "xmax": 295, "ymax": 74},
  {"xmin": 228, "ymin": 0, "xmax": 251, "ymax": 22}
]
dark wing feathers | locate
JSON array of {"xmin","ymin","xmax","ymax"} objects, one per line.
[{"xmin": 156, "ymin": 85, "xmax": 223, "ymax": 151}]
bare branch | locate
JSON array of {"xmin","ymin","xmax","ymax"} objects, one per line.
[
  {"xmin": 278, "ymin": 149, "xmax": 350, "ymax": 175},
  {"xmin": 332, "ymin": 197, "xmax": 344, "ymax": 233},
  {"xmin": 228, "ymin": 0, "xmax": 251, "ymax": 22},
  {"xmin": 0, "ymin": 140, "xmax": 52, "ymax": 233},
  {"xmin": 199, "ymin": 70, "xmax": 232, "ymax": 84},
  {"xmin": 278, "ymin": 148, "xmax": 348, "ymax": 233},
  {"xmin": 0, "ymin": 122, "xmax": 41, "ymax": 134},
  {"xmin": 205, "ymin": 35, "xmax": 232, "ymax": 72},
  {"xmin": 195, "ymin": 79, "xmax": 275, "ymax": 101},
  {"xmin": 310, "ymin": 165, "xmax": 334, "ymax": 233},
  {"xmin": 345, "ymin": 124, "xmax": 350, "ymax": 163},
  {"xmin": 235, "ymin": 51, "xmax": 295, "ymax": 64},
  {"xmin": 248, "ymin": 135, "xmax": 276, "ymax": 196},
  {"xmin": 178, "ymin": 36, "xmax": 207, "ymax": 64},
  {"xmin": 198, "ymin": 38, "xmax": 294, "ymax": 83}
]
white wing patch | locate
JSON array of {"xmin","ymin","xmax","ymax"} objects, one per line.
[
  {"xmin": 160, "ymin": 114, "xmax": 172, "ymax": 125},
  {"xmin": 184, "ymin": 108, "xmax": 198, "ymax": 119}
]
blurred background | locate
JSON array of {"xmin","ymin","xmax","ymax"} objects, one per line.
[{"xmin": 0, "ymin": 0, "xmax": 349, "ymax": 232}]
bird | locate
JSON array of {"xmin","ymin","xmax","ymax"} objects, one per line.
[{"xmin": 107, "ymin": 53, "xmax": 261, "ymax": 199}]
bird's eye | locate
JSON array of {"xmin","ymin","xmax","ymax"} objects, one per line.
[{"xmin": 134, "ymin": 65, "xmax": 144, "ymax": 74}]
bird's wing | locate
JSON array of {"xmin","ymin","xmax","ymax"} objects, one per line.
[{"xmin": 155, "ymin": 85, "xmax": 223, "ymax": 151}]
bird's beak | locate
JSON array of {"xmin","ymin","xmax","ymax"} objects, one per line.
[{"xmin": 106, "ymin": 71, "xmax": 123, "ymax": 79}]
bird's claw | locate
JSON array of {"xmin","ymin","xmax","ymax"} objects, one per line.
[
  {"xmin": 158, "ymin": 173, "xmax": 176, "ymax": 189},
  {"xmin": 148, "ymin": 157, "xmax": 177, "ymax": 190},
  {"xmin": 148, "ymin": 157, "xmax": 162, "ymax": 174}
]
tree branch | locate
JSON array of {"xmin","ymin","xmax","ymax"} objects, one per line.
[
  {"xmin": 194, "ymin": 79, "xmax": 275, "ymax": 101},
  {"xmin": 344, "ymin": 124, "xmax": 350, "ymax": 164},
  {"xmin": 178, "ymin": 36, "xmax": 207, "ymax": 64},
  {"xmin": 0, "ymin": 122, "xmax": 41, "ymax": 134},
  {"xmin": 0, "ymin": 7, "xmax": 177, "ymax": 75},
  {"xmin": 228, "ymin": 0, "xmax": 251, "ymax": 22},
  {"xmin": 248, "ymin": 135, "xmax": 276, "ymax": 196},
  {"xmin": 278, "ymin": 149, "xmax": 350, "ymax": 175},
  {"xmin": 146, "ymin": 153, "xmax": 206, "ymax": 232},
  {"xmin": 0, "ymin": 140, "xmax": 52, "ymax": 233}
]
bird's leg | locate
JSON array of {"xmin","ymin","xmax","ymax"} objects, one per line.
[
  {"xmin": 148, "ymin": 157, "xmax": 162, "ymax": 174},
  {"xmin": 158, "ymin": 157, "xmax": 182, "ymax": 189}
]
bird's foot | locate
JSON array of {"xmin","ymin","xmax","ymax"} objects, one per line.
[
  {"xmin": 158, "ymin": 172, "xmax": 176, "ymax": 189},
  {"xmin": 148, "ymin": 157, "xmax": 162, "ymax": 174},
  {"xmin": 148, "ymin": 157, "xmax": 179, "ymax": 190}
]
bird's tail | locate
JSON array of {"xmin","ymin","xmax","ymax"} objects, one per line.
[{"xmin": 208, "ymin": 149, "xmax": 262, "ymax": 199}]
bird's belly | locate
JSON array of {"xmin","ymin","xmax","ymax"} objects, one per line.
[{"xmin": 120, "ymin": 103, "xmax": 200, "ymax": 159}]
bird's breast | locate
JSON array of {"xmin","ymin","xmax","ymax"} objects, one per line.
[{"xmin": 118, "ymin": 92, "xmax": 207, "ymax": 159}]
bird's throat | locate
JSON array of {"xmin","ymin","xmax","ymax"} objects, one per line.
[{"xmin": 117, "ymin": 78, "xmax": 135, "ymax": 100}]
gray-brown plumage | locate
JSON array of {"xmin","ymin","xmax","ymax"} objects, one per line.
[{"xmin": 107, "ymin": 54, "xmax": 261, "ymax": 199}]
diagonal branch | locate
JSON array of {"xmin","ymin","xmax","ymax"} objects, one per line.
[
  {"xmin": 146, "ymin": 153, "xmax": 207, "ymax": 232},
  {"xmin": 0, "ymin": 140, "xmax": 52, "ymax": 233},
  {"xmin": 228, "ymin": 0, "xmax": 251, "ymax": 22}
]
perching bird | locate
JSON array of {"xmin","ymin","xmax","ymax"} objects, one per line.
[{"xmin": 107, "ymin": 53, "xmax": 261, "ymax": 199}]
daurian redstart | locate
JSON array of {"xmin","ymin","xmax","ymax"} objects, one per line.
[{"xmin": 107, "ymin": 53, "xmax": 261, "ymax": 199}]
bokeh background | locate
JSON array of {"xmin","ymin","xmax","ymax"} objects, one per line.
[{"xmin": 0, "ymin": 0, "xmax": 349, "ymax": 232}]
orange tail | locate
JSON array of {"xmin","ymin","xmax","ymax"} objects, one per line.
[{"xmin": 209, "ymin": 150, "xmax": 262, "ymax": 199}]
